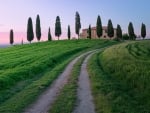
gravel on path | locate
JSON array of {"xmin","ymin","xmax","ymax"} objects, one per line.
[{"xmin": 73, "ymin": 53, "xmax": 96, "ymax": 113}]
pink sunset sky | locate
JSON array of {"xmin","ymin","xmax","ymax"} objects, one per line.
[{"xmin": 0, "ymin": 0, "xmax": 150, "ymax": 45}]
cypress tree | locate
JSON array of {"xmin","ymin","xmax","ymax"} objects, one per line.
[
  {"xmin": 107, "ymin": 19, "xmax": 114, "ymax": 38},
  {"xmin": 10, "ymin": 29, "xmax": 14, "ymax": 45},
  {"xmin": 88, "ymin": 25, "xmax": 91, "ymax": 39},
  {"xmin": 141, "ymin": 23, "xmax": 146, "ymax": 39},
  {"xmin": 75, "ymin": 12, "xmax": 81, "ymax": 39},
  {"xmin": 27, "ymin": 17, "xmax": 34, "ymax": 43},
  {"xmin": 96, "ymin": 15, "xmax": 102, "ymax": 38},
  {"xmin": 55, "ymin": 16, "xmax": 62, "ymax": 40},
  {"xmin": 128, "ymin": 22, "xmax": 135, "ymax": 40},
  {"xmin": 68, "ymin": 25, "xmax": 71, "ymax": 40},
  {"xmin": 21, "ymin": 39, "xmax": 23, "ymax": 45},
  {"xmin": 48, "ymin": 27, "xmax": 52, "ymax": 41},
  {"xmin": 36, "ymin": 14, "xmax": 41, "ymax": 41},
  {"xmin": 116, "ymin": 24, "xmax": 122, "ymax": 40}
]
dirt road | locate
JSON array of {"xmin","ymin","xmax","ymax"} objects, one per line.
[
  {"xmin": 23, "ymin": 51, "xmax": 95, "ymax": 113},
  {"xmin": 73, "ymin": 53, "xmax": 96, "ymax": 113}
]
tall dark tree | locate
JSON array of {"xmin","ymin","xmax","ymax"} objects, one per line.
[
  {"xmin": 96, "ymin": 15, "xmax": 102, "ymax": 38},
  {"xmin": 128, "ymin": 22, "xmax": 135, "ymax": 40},
  {"xmin": 88, "ymin": 25, "xmax": 91, "ymax": 39},
  {"xmin": 27, "ymin": 17, "xmax": 34, "ymax": 43},
  {"xmin": 107, "ymin": 19, "xmax": 114, "ymax": 38},
  {"xmin": 75, "ymin": 12, "xmax": 81, "ymax": 39},
  {"xmin": 10, "ymin": 29, "xmax": 14, "ymax": 45},
  {"xmin": 55, "ymin": 16, "xmax": 62, "ymax": 40},
  {"xmin": 116, "ymin": 24, "xmax": 122, "ymax": 40},
  {"xmin": 36, "ymin": 14, "xmax": 41, "ymax": 41},
  {"xmin": 68, "ymin": 25, "xmax": 71, "ymax": 40},
  {"xmin": 21, "ymin": 39, "xmax": 23, "ymax": 45},
  {"xmin": 141, "ymin": 23, "xmax": 146, "ymax": 39},
  {"xmin": 48, "ymin": 27, "xmax": 52, "ymax": 41}
]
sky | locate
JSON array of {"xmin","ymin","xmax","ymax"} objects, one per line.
[{"xmin": 0, "ymin": 0, "xmax": 150, "ymax": 45}]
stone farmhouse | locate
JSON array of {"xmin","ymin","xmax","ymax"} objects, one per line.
[{"xmin": 80, "ymin": 26, "xmax": 117, "ymax": 39}]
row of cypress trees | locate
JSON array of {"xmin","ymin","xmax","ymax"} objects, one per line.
[
  {"xmin": 87, "ymin": 15, "xmax": 146, "ymax": 40},
  {"xmin": 26, "ymin": 12, "xmax": 81, "ymax": 43},
  {"xmin": 87, "ymin": 17, "xmax": 117, "ymax": 39},
  {"xmin": 9, "ymin": 12, "xmax": 147, "ymax": 45},
  {"xmin": 27, "ymin": 15, "xmax": 50, "ymax": 43}
]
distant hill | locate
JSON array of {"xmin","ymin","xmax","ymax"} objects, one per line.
[{"xmin": 0, "ymin": 45, "xmax": 9, "ymax": 48}]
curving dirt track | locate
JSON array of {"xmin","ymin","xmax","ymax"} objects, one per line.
[
  {"xmin": 73, "ymin": 53, "xmax": 96, "ymax": 113},
  {"xmin": 23, "ymin": 50, "xmax": 95, "ymax": 113}
]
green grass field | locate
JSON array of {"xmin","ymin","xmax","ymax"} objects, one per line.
[
  {"xmin": 88, "ymin": 40, "xmax": 150, "ymax": 113},
  {"xmin": 0, "ymin": 39, "xmax": 117, "ymax": 112}
]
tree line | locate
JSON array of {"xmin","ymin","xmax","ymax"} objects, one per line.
[
  {"xmin": 25, "ymin": 12, "xmax": 81, "ymax": 44},
  {"xmin": 9, "ymin": 12, "xmax": 147, "ymax": 45},
  {"xmin": 87, "ymin": 16, "xmax": 146, "ymax": 40}
]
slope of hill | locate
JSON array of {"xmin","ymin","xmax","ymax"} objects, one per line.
[
  {"xmin": 88, "ymin": 40, "xmax": 150, "ymax": 113},
  {"xmin": 0, "ymin": 39, "xmax": 117, "ymax": 112}
]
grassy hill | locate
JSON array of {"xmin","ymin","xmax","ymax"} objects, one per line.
[
  {"xmin": 0, "ymin": 39, "xmax": 117, "ymax": 112},
  {"xmin": 88, "ymin": 40, "xmax": 150, "ymax": 113}
]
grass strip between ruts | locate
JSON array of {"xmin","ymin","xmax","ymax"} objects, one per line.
[{"xmin": 49, "ymin": 54, "xmax": 86, "ymax": 113}]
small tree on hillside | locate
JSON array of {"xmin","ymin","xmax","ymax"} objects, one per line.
[
  {"xmin": 75, "ymin": 12, "xmax": 81, "ymax": 39},
  {"xmin": 21, "ymin": 39, "xmax": 23, "ymax": 45},
  {"xmin": 122, "ymin": 34, "xmax": 130, "ymax": 40},
  {"xmin": 55, "ymin": 16, "xmax": 62, "ymax": 40},
  {"xmin": 141, "ymin": 23, "xmax": 146, "ymax": 39},
  {"xmin": 107, "ymin": 19, "xmax": 114, "ymax": 38},
  {"xmin": 36, "ymin": 14, "xmax": 41, "ymax": 41},
  {"xmin": 96, "ymin": 15, "xmax": 102, "ymax": 38},
  {"xmin": 10, "ymin": 29, "xmax": 14, "ymax": 45},
  {"xmin": 88, "ymin": 25, "xmax": 91, "ymax": 39},
  {"xmin": 48, "ymin": 27, "xmax": 52, "ymax": 41},
  {"xmin": 128, "ymin": 22, "xmax": 135, "ymax": 40},
  {"xmin": 116, "ymin": 24, "xmax": 122, "ymax": 40},
  {"xmin": 68, "ymin": 25, "xmax": 71, "ymax": 40},
  {"xmin": 27, "ymin": 17, "xmax": 34, "ymax": 43}
]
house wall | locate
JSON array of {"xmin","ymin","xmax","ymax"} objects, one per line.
[{"xmin": 80, "ymin": 27, "xmax": 117, "ymax": 39}]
